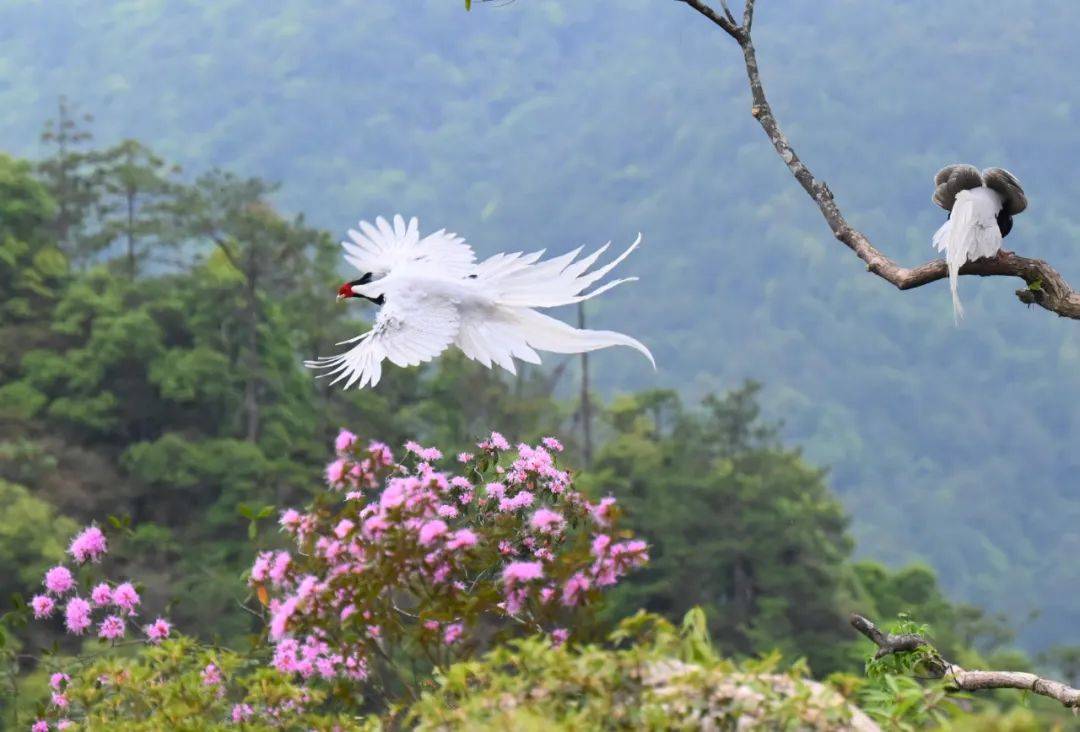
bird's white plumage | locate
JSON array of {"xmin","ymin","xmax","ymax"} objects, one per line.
[
  {"xmin": 932, "ymin": 186, "xmax": 1003, "ymax": 323},
  {"xmin": 306, "ymin": 216, "xmax": 654, "ymax": 389},
  {"xmin": 342, "ymin": 214, "xmax": 476, "ymax": 279},
  {"xmin": 307, "ymin": 295, "xmax": 460, "ymax": 389}
]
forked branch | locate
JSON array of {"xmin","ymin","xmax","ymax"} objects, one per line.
[{"xmin": 676, "ymin": 0, "xmax": 1080, "ymax": 319}]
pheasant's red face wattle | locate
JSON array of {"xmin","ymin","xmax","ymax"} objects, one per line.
[{"xmin": 337, "ymin": 282, "xmax": 355, "ymax": 300}]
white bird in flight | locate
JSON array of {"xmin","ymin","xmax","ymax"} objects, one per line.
[
  {"xmin": 305, "ymin": 215, "xmax": 655, "ymax": 389},
  {"xmin": 931, "ymin": 164, "xmax": 1027, "ymax": 322}
]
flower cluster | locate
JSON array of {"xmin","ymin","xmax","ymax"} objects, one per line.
[
  {"xmin": 253, "ymin": 430, "xmax": 647, "ymax": 687},
  {"xmin": 30, "ymin": 525, "xmax": 170, "ymax": 645}
]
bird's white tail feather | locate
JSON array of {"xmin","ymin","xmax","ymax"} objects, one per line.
[
  {"xmin": 511, "ymin": 308, "xmax": 655, "ymax": 368},
  {"xmin": 932, "ymin": 187, "xmax": 1003, "ymax": 324},
  {"xmin": 477, "ymin": 234, "xmax": 643, "ymax": 309}
]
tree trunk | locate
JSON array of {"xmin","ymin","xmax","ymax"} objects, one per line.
[
  {"xmin": 578, "ymin": 302, "xmax": 592, "ymax": 468},
  {"xmin": 243, "ymin": 274, "xmax": 261, "ymax": 443},
  {"xmin": 126, "ymin": 187, "xmax": 136, "ymax": 278}
]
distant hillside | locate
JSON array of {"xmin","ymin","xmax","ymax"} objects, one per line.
[{"xmin": 2, "ymin": 0, "xmax": 1079, "ymax": 649}]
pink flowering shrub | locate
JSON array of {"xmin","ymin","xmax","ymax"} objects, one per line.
[
  {"xmin": 15, "ymin": 430, "xmax": 646, "ymax": 728},
  {"xmin": 253, "ymin": 430, "xmax": 647, "ymax": 686}
]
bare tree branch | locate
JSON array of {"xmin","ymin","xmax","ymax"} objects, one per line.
[
  {"xmin": 677, "ymin": 2, "xmax": 1080, "ymax": 320},
  {"xmin": 851, "ymin": 613, "xmax": 1080, "ymax": 710},
  {"xmin": 675, "ymin": 0, "xmax": 741, "ymax": 39}
]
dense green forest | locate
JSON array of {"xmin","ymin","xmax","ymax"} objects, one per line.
[{"xmin": 2, "ymin": 0, "xmax": 1078, "ymax": 652}]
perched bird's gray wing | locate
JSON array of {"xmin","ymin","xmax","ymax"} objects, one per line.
[
  {"xmin": 981, "ymin": 167, "xmax": 1027, "ymax": 216},
  {"xmin": 932, "ymin": 163, "xmax": 983, "ymax": 211},
  {"xmin": 304, "ymin": 296, "xmax": 460, "ymax": 389}
]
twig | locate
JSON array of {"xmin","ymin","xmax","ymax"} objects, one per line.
[
  {"xmin": 676, "ymin": 1, "xmax": 1080, "ymax": 320},
  {"xmin": 851, "ymin": 613, "xmax": 1080, "ymax": 710}
]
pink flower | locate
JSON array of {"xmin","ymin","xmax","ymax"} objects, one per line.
[
  {"xmin": 98, "ymin": 615, "xmax": 125, "ymax": 640},
  {"xmin": 499, "ymin": 490, "xmax": 534, "ymax": 511},
  {"xmin": 562, "ymin": 572, "xmax": 591, "ymax": 606},
  {"xmin": 590, "ymin": 496, "xmax": 617, "ymax": 526},
  {"xmin": 529, "ymin": 508, "xmax": 565, "ymax": 533},
  {"xmin": 32, "ymin": 721, "xmax": 48, "ymax": 732},
  {"xmin": 551, "ymin": 627, "xmax": 570, "ymax": 646},
  {"xmin": 446, "ymin": 529, "xmax": 478, "ymax": 550},
  {"xmin": 112, "ymin": 582, "xmax": 140, "ymax": 612},
  {"xmin": 488, "ymin": 432, "xmax": 510, "ymax": 450},
  {"xmin": 269, "ymin": 552, "xmax": 291, "ymax": 585},
  {"xmin": 250, "ymin": 552, "xmax": 271, "ymax": 583},
  {"xmin": 270, "ymin": 596, "xmax": 300, "ymax": 640},
  {"xmin": 485, "ymin": 482, "xmax": 506, "ymax": 500},
  {"xmin": 31, "ymin": 594, "xmax": 55, "ymax": 619},
  {"xmin": 64, "ymin": 597, "xmax": 91, "ymax": 635},
  {"xmin": 418, "ymin": 519, "xmax": 448, "ymax": 546},
  {"xmin": 436, "ymin": 503, "xmax": 459, "ymax": 518},
  {"xmin": 43, "ymin": 566, "xmax": 75, "ymax": 595},
  {"xmin": 443, "ymin": 622, "xmax": 464, "ymax": 645},
  {"xmin": 542, "ymin": 437, "xmax": 564, "ymax": 452},
  {"xmin": 57, "ymin": 722, "xmax": 72, "ymax": 731},
  {"xmin": 68, "ymin": 526, "xmax": 107, "ymax": 564},
  {"xmin": 201, "ymin": 663, "xmax": 222, "ymax": 686},
  {"xmin": 335, "ymin": 429, "xmax": 358, "ymax": 453},
  {"xmin": 333, "ymin": 518, "xmax": 355, "ymax": 539},
  {"xmin": 232, "ymin": 703, "xmax": 254, "ymax": 723},
  {"xmin": 279, "ymin": 509, "xmax": 302, "ymax": 532},
  {"xmin": 325, "ymin": 458, "xmax": 346, "ymax": 484},
  {"xmin": 591, "ymin": 534, "xmax": 611, "ymax": 556},
  {"xmin": 457, "ymin": 452, "xmax": 473, "ymax": 463},
  {"xmin": 49, "ymin": 673, "xmax": 69, "ymax": 690},
  {"xmin": 503, "ymin": 561, "xmax": 544, "ymax": 586},
  {"xmin": 405, "ymin": 441, "xmax": 443, "ymax": 462},
  {"xmin": 90, "ymin": 583, "xmax": 112, "ymax": 606},
  {"xmin": 145, "ymin": 617, "xmax": 171, "ymax": 643}
]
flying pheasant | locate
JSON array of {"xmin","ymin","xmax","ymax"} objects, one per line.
[{"xmin": 306, "ymin": 215, "xmax": 654, "ymax": 389}]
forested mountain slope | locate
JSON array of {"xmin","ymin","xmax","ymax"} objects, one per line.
[{"xmin": 2, "ymin": 0, "xmax": 1079, "ymax": 648}]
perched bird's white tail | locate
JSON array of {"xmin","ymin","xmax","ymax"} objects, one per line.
[{"xmin": 932, "ymin": 187, "xmax": 1004, "ymax": 324}]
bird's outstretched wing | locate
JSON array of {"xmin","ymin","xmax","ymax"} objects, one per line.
[
  {"xmin": 304, "ymin": 296, "xmax": 460, "ymax": 389},
  {"xmin": 342, "ymin": 215, "xmax": 475, "ymax": 278}
]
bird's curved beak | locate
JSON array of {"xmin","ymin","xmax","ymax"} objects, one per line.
[{"xmin": 336, "ymin": 293, "xmax": 346, "ymax": 302}]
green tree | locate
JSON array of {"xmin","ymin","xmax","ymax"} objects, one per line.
[
  {"xmin": 0, "ymin": 480, "xmax": 77, "ymax": 605},
  {"xmin": 176, "ymin": 171, "xmax": 333, "ymax": 443},
  {"xmin": 87, "ymin": 139, "xmax": 181, "ymax": 277},
  {"xmin": 36, "ymin": 97, "xmax": 98, "ymax": 262},
  {"xmin": 590, "ymin": 383, "xmax": 859, "ymax": 674}
]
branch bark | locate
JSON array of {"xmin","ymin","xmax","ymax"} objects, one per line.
[
  {"xmin": 677, "ymin": 0, "xmax": 1080, "ymax": 320},
  {"xmin": 851, "ymin": 613, "xmax": 1080, "ymax": 710}
]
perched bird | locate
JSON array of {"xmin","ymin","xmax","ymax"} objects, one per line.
[
  {"xmin": 306, "ymin": 215, "xmax": 655, "ymax": 389},
  {"xmin": 931, "ymin": 164, "xmax": 1027, "ymax": 322}
]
